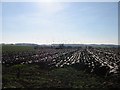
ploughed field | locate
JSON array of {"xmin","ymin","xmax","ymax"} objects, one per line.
[{"xmin": 2, "ymin": 45, "xmax": 120, "ymax": 88}]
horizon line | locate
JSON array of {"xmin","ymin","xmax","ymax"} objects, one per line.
[{"xmin": 0, "ymin": 42, "xmax": 119, "ymax": 45}]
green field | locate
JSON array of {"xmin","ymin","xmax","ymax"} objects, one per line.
[
  {"xmin": 0, "ymin": 44, "xmax": 2, "ymax": 50},
  {"xmin": 2, "ymin": 64, "xmax": 109, "ymax": 88},
  {"xmin": 2, "ymin": 45, "xmax": 35, "ymax": 52}
]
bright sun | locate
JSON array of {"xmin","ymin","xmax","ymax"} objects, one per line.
[{"xmin": 37, "ymin": 2, "xmax": 65, "ymax": 14}]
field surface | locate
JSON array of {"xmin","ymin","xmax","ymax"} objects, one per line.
[{"xmin": 2, "ymin": 45, "xmax": 120, "ymax": 88}]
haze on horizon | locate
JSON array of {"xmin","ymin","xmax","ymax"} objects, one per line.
[{"xmin": 2, "ymin": 2, "xmax": 118, "ymax": 45}]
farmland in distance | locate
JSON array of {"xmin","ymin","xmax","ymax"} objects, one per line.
[{"xmin": 2, "ymin": 44, "xmax": 120, "ymax": 88}]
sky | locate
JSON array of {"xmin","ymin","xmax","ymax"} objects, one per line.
[{"xmin": 2, "ymin": 2, "xmax": 118, "ymax": 45}]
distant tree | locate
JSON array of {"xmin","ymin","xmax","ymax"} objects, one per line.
[
  {"xmin": 58, "ymin": 44, "xmax": 64, "ymax": 49},
  {"xmin": 10, "ymin": 44, "xmax": 14, "ymax": 45}
]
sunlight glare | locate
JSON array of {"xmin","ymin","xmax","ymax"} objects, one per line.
[{"xmin": 37, "ymin": 2, "xmax": 65, "ymax": 14}]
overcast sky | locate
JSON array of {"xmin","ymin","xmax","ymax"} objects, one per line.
[{"xmin": 2, "ymin": 2, "xmax": 118, "ymax": 44}]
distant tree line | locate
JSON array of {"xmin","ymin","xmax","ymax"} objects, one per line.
[{"xmin": 34, "ymin": 44, "xmax": 82, "ymax": 49}]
